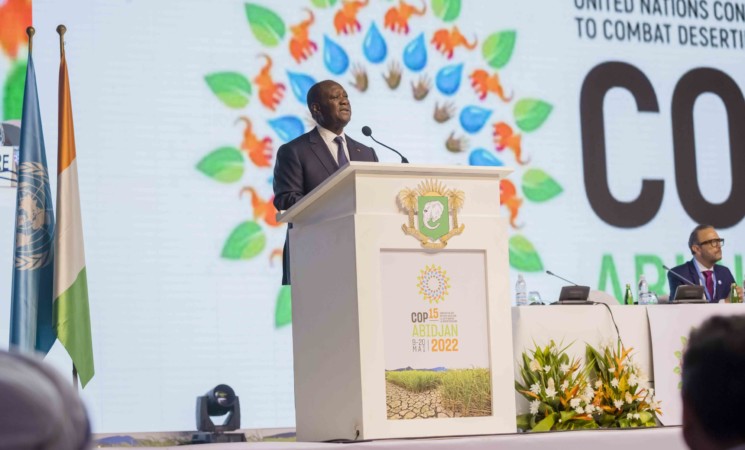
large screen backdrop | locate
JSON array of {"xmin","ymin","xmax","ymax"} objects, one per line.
[{"xmin": 0, "ymin": 0, "xmax": 743, "ymax": 433}]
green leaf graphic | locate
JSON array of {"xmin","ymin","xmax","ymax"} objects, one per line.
[
  {"xmin": 245, "ymin": 3, "xmax": 286, "ymax": 47},
  {"xmin": 509, "ymin": 235, "xmax": 544, "ymax": 272},
  {"xmin": 222, "ymin": 221, "xmax": 266, "ymax": 260},
  {"xmin": 310, "ymin": 0, "xmax": 338, "ymax": 7},
  {"xmin": 432, "ymin": 0, "xmax": 461, "ymax": 22},
  {"xmin": 514, "ymin": 98, "xmax": 553, "ymax": 132},
  {"xmin": 522, "ymin": 168, "xmax": 563, "ymax": 202},
  {"xmin": 3, "ymin": 61, "xmax": 26, "ymax": 120},
  {"xmin": 673, "ymin": 366, "xmax": 681, "ymax": 374},
  {"xmin": 275, "ymin": 285, "xmax": 292, "ymax": 327},
  {"xmin": 481, "ymin": 30, "xmax": 516, "ymax": 69},
  {"xmin": 196, "ymin": 147, "xmax": 244, "ymax": 183},
  {"xmin": 205, "ymin": 72, "xmax": 252, "ymax": 109}
]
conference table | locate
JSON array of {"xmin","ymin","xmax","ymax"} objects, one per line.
[{"xmin": 511, "ymin": 303, "xmax": 745, "ymax": 424}]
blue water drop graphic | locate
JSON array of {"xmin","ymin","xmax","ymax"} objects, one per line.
[
  {"xmin": 324, "ymin": 35, "xmax": 350, "ymax": 75},
  {"xmin": 403, "ymin": 34, "xmax": 427, "ymax": 72},
  {"xmin": 363, "ymin": 23, "xmax": 387, "ymax": 63},
  {"xmin": 268, "ymin": 116, "xmax": 305, "ymax": 143},
  {"xmin": 468, "ymin": 148, "xmax": 503, "ymax": 167},
  {"xmin": 287, "ymin": 72, "xmax": 316, "ymax": 104},
  {"xmin": 459, "ymin": 106, "xmax": 492, "ymax": 134},
  {"xmin": 436, "ymin": 64, "xmax": 463, "ymax": 96}
]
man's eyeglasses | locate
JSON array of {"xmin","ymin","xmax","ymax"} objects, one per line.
[{"xmin": 698, "ymin": 238, "xmax": 725, "ymax": 248}]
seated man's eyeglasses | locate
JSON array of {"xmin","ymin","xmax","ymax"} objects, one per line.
[{"xmin": 699, "ymin": 238, "xmax": 725, "ymax": 248}]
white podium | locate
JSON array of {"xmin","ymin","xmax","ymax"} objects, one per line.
[{"xmin": 278, "ymin": 162, "xmax": 515, "ymax": 441}]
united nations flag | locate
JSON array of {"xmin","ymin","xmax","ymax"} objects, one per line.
[{"xmin": 9, "ymin": 53, "xmax": 56, "ymax": 354}]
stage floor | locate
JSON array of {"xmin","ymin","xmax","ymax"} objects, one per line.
[{"xmin": 98, "ymin": 426, "xmax": 687, "ymax": 449}]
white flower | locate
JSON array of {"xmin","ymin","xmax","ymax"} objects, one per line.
[
  {"xmin": 529, "ymin": 359, "xmax": 541, "ymax": 372},
  {"xmin": 611, "ymin": 378, "xmax": 620, "ymax": 388},
  {"xmin": 570, "ymin": 398, "xmax": 581, "ymax": 408},
  {"xmin": 584, "ymin": 386, "xmax": 595, "ymax": 399},
  {"xmin": 530, "ymin": 399, "xmax": 540, "ymax": 415},
  {"xmin": 625, "ymin": 392, "xmax": 633, "ymax": 404},
  {"xmin": 560, "ymin": 363, "xmax": 570, "ymax": 373},
  {"xmin": 585, "ymin": 405, "xmax": 596, "ymax": 414},
  {"xmin": 561, "ymin": 380, "xmax": 569, "ymax": 391},
  {"xmin": 547, "ymin": 377, "xmax": 555, "ymax": 388},
  {"xmin": 628, "ymin": 374, "xmax": 639, "ymax": 387},
  {"xmin": 614, "ymin": 399, "xmax": 624, "ymax": 410},
  {"xmin": 609, "ymin": 365, "xmax": 615, "ymax": 372},
  {"xmin": 575, "ymin": 406, "xmax": 584, "ymax": 414},
  {"xmin": 647, "ymin": 388, "xmax": 655, "ymax": 397},
  {"xmin": 530, "ymin": 383, "xmax": 541, "ymax": 394},
  {"xmin": 543, "ymin": 365, "xmax": 551, "ymax": 373},
  {"xmin": 545, "ymin": 386, "xmax": 557, "ymax": 399},
  {"xmin": 595, "ymin": 380, "xmax": 603, "ymax": 389}
]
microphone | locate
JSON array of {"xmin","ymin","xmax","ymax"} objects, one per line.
[
  {"xmin": 662, "ymin": 265, "xmax": 696, "ymax": 285},
  {"xmin": 361, "ymin": 126, "xmax": 409, "ymax": 163},
  {"xmin": 545, "ymin": 270, "xmax": 578, "ymax": 286}
]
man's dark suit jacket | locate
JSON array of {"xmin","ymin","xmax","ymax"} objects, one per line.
[
  {"xmin": 668, "ymin": 259, "xmax": 736, "ymax": 302},
  {"xmin": 273, "ymin": 127, "xmax": 378, "ymax": 285}
]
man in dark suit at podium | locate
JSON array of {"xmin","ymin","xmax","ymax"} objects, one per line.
[
  {"xmin": 273, "ymin": 80, "xmax": 378, "ymax": 285},
  {"xmin": 668, "ymin": 224, "xmax": 742, "ymax": 302}
]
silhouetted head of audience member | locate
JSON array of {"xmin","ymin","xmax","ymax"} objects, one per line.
[
  {"xmin": 682, "ymin": 314, "xmax": 745, "ymax": 450},
  {"xmin": 0, "ymin": 350, "xmax": 91, "ymax": 450}
]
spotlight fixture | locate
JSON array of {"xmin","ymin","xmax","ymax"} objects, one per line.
[{"xmin": 191, "ymin": 384, "xmax": 246, "ymax": 444}]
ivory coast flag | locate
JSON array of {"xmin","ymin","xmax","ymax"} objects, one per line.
[{"xmin": 53, "ymin": 45, "xmax": 94, "ymax": 387}]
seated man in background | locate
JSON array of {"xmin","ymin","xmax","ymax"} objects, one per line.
[
  {"xmin": 682, "ymin": 315, "xmax": 745, "ymax": 450},
  {"xmin": 668, "ymin": 224, "xmax": 742, "ymax": 302},
  {"xmin": 0, "ymin": 350, "xmax": 91, "ymax": 450}
]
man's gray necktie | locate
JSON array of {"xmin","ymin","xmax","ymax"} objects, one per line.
[{"xmin": 334, "ymin": 136, "xmax": 348, "ymax": 168}]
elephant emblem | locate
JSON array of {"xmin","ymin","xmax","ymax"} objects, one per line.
[{"xmin": 422, "ymin": 200, "xmax": 444, "ymax": 230}]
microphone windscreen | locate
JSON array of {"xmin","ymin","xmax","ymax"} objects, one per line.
[{"xmin": 361, "ymin": 126, "xmax": 372, "ymax": 136}]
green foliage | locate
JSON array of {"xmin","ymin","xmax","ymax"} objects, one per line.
[
  {"xmin": 509, "ymin": 234, "xmax": 543, "ymax": 272},
  {"xmin": 204, "ymin": 72, "xmax": 252, "ymax": 109},
  {"xmin": 245, "ymin": 3, "xmax": 286, "ymax": 47},
  {"xmin": 386, "ymin": 370, "xmax": 443, "ymax": 392},
  {"xmin": 514, "ymin": 99, "xmax": 553, "ymax": 132},
  {"xmin": 3, "ymin": 61, "xmax": 26, "ymax": 120},
  {"xmin": 432, "ymin": 0, "xmax": 461, "ymax": 22},
  {"xmin": 522, "ymin": 168, "xmax": 563, "ymax": 202},
  {"xmin": 439, "ymin": 368, "xmax": 491, "ymax": 417},
  {"xmin": 482, "ymin": 31, "xmax": 516, "ymax": 69},
  {"xmin": 196, "ymin": 147, "xmax": 244, "ymax": 183},
  {"xmin": 221, "ymin": 221, "xmax": 266, "ymax": 260},
  {"xmin": 515, "ymin": 341, "xmax": 598, "ymax": 431},
  {"xmin": 585, "ymin": 343, "xmax": 660, "ymax": 428}
]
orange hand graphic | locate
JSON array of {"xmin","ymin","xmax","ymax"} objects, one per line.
[
  {"xmin": 0, "ymin": 0, "xmax": 31, "ymax": 59},
  {"xmin": 469, "ymin": 69, "xmax": 512, "ymax": 102},
  {"xmin": 384, "ymin": 0, "xmax": 426, "ymax": 34},
  {"xmin": 236, "ymin": 117, "xmax": 273, "ymax": 168},
  {"xmin": 289, "ymin": 9, "xmax": 318, "ymax": 63},
  {"xmin": 334, "ymin": 0, "xmax": 369, "ymax": 35},
  {"xmin": 240, "ymin": 187, "xmax": 280, "ymax": 227},
  {"xmin": 254, "ymin": 54, "xmax": 285, "ymax": 111},
  {"xmin": 493, "ymin": 122, "xmax": 530, "ymax": 165},
  {"xmin": 500, "ymin": 179, "xmax": 523, "ymax": 229},
  {"xmin": 431, "ymin": 26, "xmax": 477, "ymax": 59}
]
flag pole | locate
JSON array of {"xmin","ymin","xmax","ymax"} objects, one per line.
[
  {"xmin": 56, "ymin": 23, "xmax": 78, "ymax": 390},
  {"xmin": 57, "ymin": 24, "xmax": 66, "ymax": 56},
  {"xmin": 27, "ymin": 26, "xmax": 34, "ymax": 55}
]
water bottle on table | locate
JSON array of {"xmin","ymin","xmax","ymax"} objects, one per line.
[{"xmin": 516, "ymin": 274, "xmax": 528, "ymax": 306}]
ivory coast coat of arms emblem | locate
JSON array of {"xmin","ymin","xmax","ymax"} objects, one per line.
[{"xmin": 397, "ymin": 180, "xmax": 465, "ymax": 249}]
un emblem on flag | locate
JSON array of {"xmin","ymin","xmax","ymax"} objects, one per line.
[
  {"xmin": 15, "ymin": 162, "xmax": 53, "ymax": 270},
  {"xmin": 397, "ymin": 180, "xmax": 465, "ymax": 249}
]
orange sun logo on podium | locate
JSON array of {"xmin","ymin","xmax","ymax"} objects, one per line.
[{"xmin": 417, "ymin": 264, "xmax": 450, "ymax": 304}]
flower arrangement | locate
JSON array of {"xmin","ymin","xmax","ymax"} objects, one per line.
[
  {"xmin": 515, "ymin": 340, "xmax": 662, "ymax": 431},
  {"xmin": 515, "ymin": 341, "xmax": 598, "ymax": 431},
  {"xmin": 585, "ymin": 342, "xmax": 661, "ymax": 428}
]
